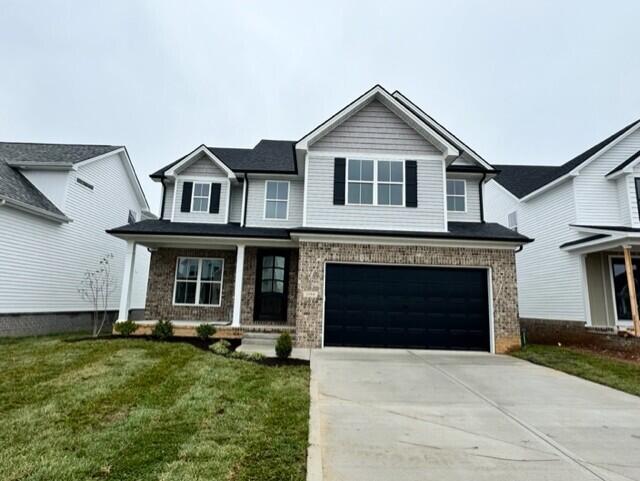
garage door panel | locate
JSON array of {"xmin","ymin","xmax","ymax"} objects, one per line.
[{"xmin": 324, "ymin": 264, "xmax": 490, "ymax": 351}]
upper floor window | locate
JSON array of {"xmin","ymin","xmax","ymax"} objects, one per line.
[
  {"xmin": 508, "ymin": 211, "xmax": 518, "ymax": 231},
  {"xmin": 264, "ymin": 181, "xmax": 289, "ymax": 219},
  {"xmin": 174, "ymin": 257, "xmax": 224, "ymax": 306},
  {"xmin": 191, "ymin": 183, "xmax": 210, "ymax": 212},
  {"xmin": 347, "ymin": 158, "xmax": 404, "ymax": 206},
  {"xmin": 446, "ymin": 179, "xmax": 466, "ymax": 212}
]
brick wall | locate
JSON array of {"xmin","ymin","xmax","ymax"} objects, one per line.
[
  {"xmin": 294, "ymin": 242, "xmax": 521, "ymax": 353},
  {"xmin": 145, "ymin": 248, "xmax": 236, "ymax": 322}
]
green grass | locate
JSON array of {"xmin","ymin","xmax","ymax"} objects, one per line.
[
  {"xmin": 512, "ymin": 344, "xmax": 640, "ymax": 396},
  {"xmin": 0, "ymin": 335, "xmax": 310, "ymax": 481}
]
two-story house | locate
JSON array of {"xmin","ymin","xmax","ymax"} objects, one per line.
[
  {"xmin": 109, "ymin": 85, "xmax": 530, "ymax": 353},
  {"xmin": 0, "ymin": 142, "xmax": 152, "ymax": 336},
  {"xmin": 485, "ymin": 118, "xmax": 640, "ymax": 336}
]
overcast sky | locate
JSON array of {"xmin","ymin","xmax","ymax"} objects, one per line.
[{"xmin": 1, "ymin": 0, "xmax": 639, "ymax": 213}]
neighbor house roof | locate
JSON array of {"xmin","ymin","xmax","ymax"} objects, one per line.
[
  {"xmin": 0, "ymin": 142, "xmax": 122, "ymax": 220},
  {"xmin": 493, "ymin": 118, "xmax": 640, "ymax": 199},
  {"xmin": 108, "ymin": 219, "xmax": 531, "ymax": 244},
  {"xmin": 151, "ymin": 140, "xmax": 297, "ymax": 179}
]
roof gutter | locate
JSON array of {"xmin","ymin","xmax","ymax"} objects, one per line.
[{"xmin": 0, "ymin": 195, "xmax": 71, "ymax": 223}]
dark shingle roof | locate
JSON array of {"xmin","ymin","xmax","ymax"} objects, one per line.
[
  {"xmin": 151, "ymin": 140, "xmax": 297, "ymax": 179},
  {"xmin": 606, "ymin": 149, "xmax": 640, "ymax": 177},
  {"xmin": 0, "ymin": 142, "xmax": 121, "ymax": 218},
  {"xmin": 559, "ymin": 234, "xmax": 609, "ymax": 249},
  {"xmin": 108, "ymin": 220, "xmax": 531, "ymax": 244},
  {"xmin": 494, "ymin": 118, "xmax": 640, "ymax": 198}
]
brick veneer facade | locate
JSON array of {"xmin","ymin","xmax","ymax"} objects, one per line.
[
  {"xmin": 145, "ymin": 248, "xmax": 237, "ymax": 322},
  {"xmin": 294, "ymin": 242, "xmax": 521, "ymax": 353}
]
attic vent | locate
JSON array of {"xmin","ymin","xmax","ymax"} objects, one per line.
[
  {"xmin": 76, "ymin": 177, "xmax": 94, "ymax": 190},
  {"xmin": 508, "ymin": 211, "xmax": 518, "ymax": 232}
]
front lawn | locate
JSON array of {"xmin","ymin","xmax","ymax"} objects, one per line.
[
  {"xmin": 512, "ymin": 344, "xmax": 640, "ymax": 397},
  {"xmin": 0, "ymin": 335, "xmax": 309, "ymax": 481}
]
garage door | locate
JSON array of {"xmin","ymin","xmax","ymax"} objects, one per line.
[{"xmin": 324, "ymin": 264, "xmax": 490, "ymax": 351}]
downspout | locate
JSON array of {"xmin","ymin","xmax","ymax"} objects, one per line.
[
  {"xmin": 242, "ymin": 173, "xmax": 249, "ymax": 227},
  {"xmin": 479, "ymin": 171, "xmax": 487, "ymax": 223},
  {"xmin": 159, "ymin": 177, "xmax": 166, "ymax": 220}
]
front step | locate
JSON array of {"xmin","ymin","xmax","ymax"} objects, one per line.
[{"xmin": 241, "ymin": 332, "xmax": 281, "ymax": 347}]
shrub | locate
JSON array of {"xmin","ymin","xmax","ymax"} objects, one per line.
[
  {"xmin": 114, "ymin": 319, "xmax": 138, "ymax": 337},
  {"xmin": 229, "ymin": 350, "xmax": 266, "ymax": 362},
  {"xmin": 196, "ymin": 323, "xmax": 216, "ymax": 341},
  {"xmin": 210, "ymin": 339, "xmax": 232, "ymax": 356},
  {"xmin": 152, "ymin": 320, "xmax": 173, "ymax": 340},
  {"xmin": 275, "ymin": 332, "xmax": 292, "ymax": 360}
]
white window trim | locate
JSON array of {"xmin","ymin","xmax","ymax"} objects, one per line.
[
  {"xmin": 173, "ymin": 257, "xmax": 224, "ymax": 307},
  {"xmin": 263, "ymin": 180, "xmax": 290, "ymax": 220},
  {"xmin": 191, "ymin": 182, "xmax": 211, "ymax": 213},
  {"xmin": 345, "ymin": 158, "xmax": 405, "ymax": 207},
  {"xmin": 446, "ymin": 179, "xmax": 467, "ymax": 213}
]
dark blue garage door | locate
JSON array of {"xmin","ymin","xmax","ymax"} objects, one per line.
[{"xmin": 324, "ymin": 264, "xmax": 490, "ymax": 351}]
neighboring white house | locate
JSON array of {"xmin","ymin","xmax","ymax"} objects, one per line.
[
  {"xmin": 0, "ymin": 142, "xmax": 152, "ymax": 336},
  {"xmin": 485, "ymin": 118, "xmax": 640, "ymax": 332}
]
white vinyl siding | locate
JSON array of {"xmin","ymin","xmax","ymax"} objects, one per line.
[
  {"xmin": 304, "ymin": 154, "xmax": 445, "ymax": 231},
  {"xmin": 245, "ymin": 178, "xmax": 303, "ymax": 228},
  {"xmin": 228, "ymin": 184, "xmax": 243, "ymax": 223},
  {"xmin": 574, "ymin": 128, "xmax": 640, "ymax": 226},
  {"xmin": 171, "ymin": 178, "xmax": 228, "ymax": 223},
  {"xmin": 162, "ymin": 182, "xmax": 175, "ymax": 220},
  {"xmin": 484, "ymin": 181, "xmax": 520, "ymax": 226},
  {"xmin": 0, "ymin": 152, "xmax": 150, "ymax": 313},
  {"xmin": 310, "ymin": 99, "xmax": 441, "ymax": 156},
  {"xmin": 446, "ymin": 174, "xmax": 482, "ymax": 222},
  {"xmin": 178, "ymin": 153, "xmax": 228, "ymax": 177},
  {"xmin": 617, "ymin": 176, "xmax": 632, "ymax": 227}
]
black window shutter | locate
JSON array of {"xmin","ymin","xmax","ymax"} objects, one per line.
[
  {"xmin": 405, "ymin": 161, "xmax": 417, "ymax": 207},
  {"xmin": 180, "ymin": 181, "xmax": 193, "ymax": 212},
  {"xmin": 635, "ymin": 178, "xmax": 640, "ymax": 222},
  {"xmin": 209, "ymin": 183, "xmax": 221, "ymax": 214},
  {"xmin": 333, "ymin": 157, "xmax": 346, "ymax": 205}
]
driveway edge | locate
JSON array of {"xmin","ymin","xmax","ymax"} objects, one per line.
[{"xmin": 306, "ymin": 352, "xmax": 323, "ymax": 481}]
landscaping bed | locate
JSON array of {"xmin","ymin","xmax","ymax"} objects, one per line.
[
  {"xmin": 513, "ymin": 344, "xmax": 640, "ymax": 397},
  {"xmin": 0, "ymin": 335, "xmax": 310, "ymax": 481}
]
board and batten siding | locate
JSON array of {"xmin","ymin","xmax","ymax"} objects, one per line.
[
  {"xmin": 245, "ymin": 178, "xmax": 304, "ymax": 228},
  {"xmin": 310, "ymin": 99, "xmax": 441, "ymax": 156},
  {"xmin": 171, "ymin": 178, "xmax": 229, "ymax": 223},
  {"xmin": 0, "ymin": 152, "xmax": 149, "ymax": 313},
  {"xmin": 446, "ymin": 173, "xmax": 482, "ymax": 222},
  {"xmin": 574, "ymin": 128, "xmax": 640, "ymax": 227},
  {"xmin": 514, "ymin": 180, "xmax": 585, "ymax": 322},
  {"xmin": 229, "ymin": 184, "xmax": 243, "ymax": 223},
  {"xmin": 304, "ymin": 154, "xmax": 445, "ymax": 231}
]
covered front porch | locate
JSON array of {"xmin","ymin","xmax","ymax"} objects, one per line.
[
  {"xmin": 563, "ymin": 225, "xmax": 640, "ymax": 334},
  {"xmin": 113, "ymin": 226, "xmax": 299, "ymax": 338}
]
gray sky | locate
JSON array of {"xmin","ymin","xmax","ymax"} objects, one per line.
[{"xmin": 1, "ymin": 0, "xmax": 639, "ymax": 213}]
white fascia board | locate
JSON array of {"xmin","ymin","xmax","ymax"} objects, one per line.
[
  {"xmin": 290, "ymin": 232, "xmax": 523, "ymax": 250},
  {"xmin": 296, "ymin": 86, "xmax": 459, "ymax": 159},
  {"xmin": 110, "ymin": 233, "xmax": 295, "ymax": 249},
  {"xmin": 392, "ymin": 91, "xmax": 494, "ymax": 171},
  {"xmin": 562, "ymin": 234, "xmax": 640, "ymax": 254},
  {"xmin": 0, "ymin": 196, "xmax": 71, "ymax": 223},
  {"xmin": 7, "ymin": 161, "xmax": 74, "ymax": 171},
  {"xmin": 568, "ymin": 225, "xmax": 640, "ymax": 236},
  {"xmin": 165, "ymin": 145, "xmax": 236, "ymax": 180}
]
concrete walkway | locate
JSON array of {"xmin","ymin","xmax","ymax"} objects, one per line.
[{"xmin": 309, "ymin": 348, "xmax": 640, "ymax": 481}]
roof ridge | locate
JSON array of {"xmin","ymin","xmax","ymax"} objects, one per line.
[{"xmin": 0, "ymin": 141, "xmax": 123, "ymax": 148}]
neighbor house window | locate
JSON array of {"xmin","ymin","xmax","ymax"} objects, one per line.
[
  {"xmin": 347, "ymin": 159, "xmax": 375, "ymax": 204},
  {"xmin": 377, "ymin": 160, "xmax": 404, "ymax": 206},
  {"xmin": 191, "ymin": 183, "xmax": 210, "ymax": 212},
  {"xmin": 446, "ymin": 179, "xmax": 466, "ymax": 212},
  {"xmin": 264, "ymin": 181, "xmax": 289, "ymax": 219},
  {"xmin": 174, "ymin": 257, "xmax": 224, "ymax": 306},
  {"xmin": 508, "ymin": 211, "xmax": 518, "ymax": 231}
]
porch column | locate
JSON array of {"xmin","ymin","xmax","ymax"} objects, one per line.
[
  {"xmin": 232, "ymin": 244, "xmax": 245, "ymax": 327},
  {"xmin": 623, "ymin": 245, "xmax": 640, "ymax": 336},
  {"xmin": 117, "ymin": 240, "xmax": 137, "ymax": 322}
]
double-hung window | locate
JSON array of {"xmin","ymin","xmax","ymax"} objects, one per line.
[
  {"xmin": 264, "ymin": 181, "xmax": 289, "ymax": 219},
  {"xmin": 191, "ymin": 183, "xmax": 210, "ymax": 212},
  {"xmin": 174, "ymin": 257, "xmax": 224, "ymax": 306},
  {"xmin": 347, "ymin": 159, "xmax": 375, "ymax": 204},
  {"xmin": 377, "ymin": 160, "xmax": 404, "ymax": 205},
  {"xmin": 446, "ymin": 179, "xmax": 466, "ymax": 212}
]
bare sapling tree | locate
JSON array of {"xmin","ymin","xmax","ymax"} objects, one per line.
[{"xmin": 78, "ymin": 253, "xmax": 116, "ymax": 337}]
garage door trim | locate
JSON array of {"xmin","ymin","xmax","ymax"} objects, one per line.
[{"xmin": 321, "ymin": 261, "xmax": 495, "ymax": 353}]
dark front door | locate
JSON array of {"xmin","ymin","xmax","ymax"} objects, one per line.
[
  {"xmin": 254, "ymin": 250, "xmax": 289, "ymax": 322},
  {"xmin": 324, "ymin": 263, "xmax": 490, "ymax": 351}
]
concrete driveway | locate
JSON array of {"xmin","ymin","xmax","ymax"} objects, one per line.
[{"xmin": 308, "ymin": 349, "xmax": 640, "ymax": 481}]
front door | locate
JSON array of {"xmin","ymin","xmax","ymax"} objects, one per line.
[{"xmin": 254, "ymin": 250, "xmax": 289, "ymax": 322}]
